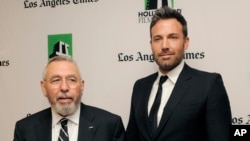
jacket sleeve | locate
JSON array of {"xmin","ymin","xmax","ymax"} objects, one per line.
[
  {"xmin": 206, "ymin": 74, "xmax": 232, "ymax": 141},
  {"xmin": 13, "ymin": 121, "xmax": 23, "ymax": 141},
  {"xmin": 112, "ymin": 116, "xmax": 126, "ymax": 141},
  {"xmin": 126, "ymin": 80, "xmax": 141, "ymax": 141}
]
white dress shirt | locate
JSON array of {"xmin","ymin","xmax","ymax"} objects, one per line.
[
  {"xmin": 148, "ymin": 60, "xmax": 184, "ymax": 126},
  {"xmin": 51, "ymin": 105, "xmax": 80, "ymax": 141},
  {"xmin": 157, "ymin": 0, "xmax": 162, "ymax": 8}
]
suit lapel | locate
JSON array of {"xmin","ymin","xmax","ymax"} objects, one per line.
[
  {"xmin": 77, "ymin": 103, "xmax": 97, "ymax": 141},
  {"xmin": 155, "ymin": 64, "xmax": 192, "ymax": 137},
  {"xmin": 34, "ymin": 109, "xmax": 52, "ymax": 141}
]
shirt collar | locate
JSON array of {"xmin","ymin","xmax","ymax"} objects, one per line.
[
  {"xmin": 51, "ymin": 104, "xmax": 81, "ymax": 127},
  {"xmin": 157, "ymin": 60, "xmax": 184, "ymax": 84}
]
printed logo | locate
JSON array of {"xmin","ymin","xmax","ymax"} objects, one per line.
[
  {"xmin": 48, "ymin": 33, "xmax": 72, "ymax": 59},
  {"xmin": 138, "ymin": 0, "xmax": 180, "ymax": 24},
  {"xmin": 23, "ymin": 0, "xmax": 100, "ymax": 9},
  {"xmin": 145, "ymin": 0, "xmax": 174, "ymax": 10}
]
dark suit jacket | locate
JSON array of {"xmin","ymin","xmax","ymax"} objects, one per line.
[
  {"xmin": 126, "ymin": 64, "xmax": 232, "ymax": 141},
  {"xmin": 14, "ymin": 103, "xmax": 126, "ymax": 141}
]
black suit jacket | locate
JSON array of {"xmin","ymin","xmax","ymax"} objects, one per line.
[
  {"xmin": 126, "ymin": 64, "xmax": 232, "ymax": 141},
  {"xmin": 14, "ymin": 103, "xmax": 126, "ymax": 141}
]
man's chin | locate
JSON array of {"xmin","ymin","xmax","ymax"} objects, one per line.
[{"xmin": 54, "ymin": 103, "xmax": 76, "ymax": 116}]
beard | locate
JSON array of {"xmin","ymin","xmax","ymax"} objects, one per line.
[
  {"xmin": 154, "ymin": 51, "xmax": 184, "ymax": 72},
  {"xmin": 48, "ymin": 92, "xmax": 82, "ymax": 116},
  {"xmin": 156, "ymin": 57, "xmax": 182, "ymax": 72}
]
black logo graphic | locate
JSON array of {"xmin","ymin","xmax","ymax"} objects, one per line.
[{"xmin": 146, "ymin": 0, "xmax": 169, "ymax": 10}]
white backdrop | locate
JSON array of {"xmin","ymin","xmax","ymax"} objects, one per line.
[{"xmin": 1, "ymin": 0, "xmax": 250, "ymax": 140}]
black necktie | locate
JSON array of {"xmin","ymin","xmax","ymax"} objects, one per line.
[
  {"xmin": 149, "ymin": 75, "xmax": 168, "ymax": 134},
  {"xmin": 58, "ymin": 118, "xmax": 69, "ymax": 141}
]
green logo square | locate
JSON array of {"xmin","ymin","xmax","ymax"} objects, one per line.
[{"xmin": 48, "ymin": 33, "xmax": 72, "ymax": 59}]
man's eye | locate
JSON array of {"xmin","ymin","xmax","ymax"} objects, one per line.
[
  {"xmin": 170, "ymin": 36, "xmax": 178, "ymax": 39},
  {"xmin": 51, "ymin": 79, "xmax": 60, "ymax": 82},
  {"xmin": 67, "ymin": 78, "xmax": 77, "ymax": 83},
  {"xmin": 69, "ymin": 79, "xmax": 76, "ymax": 82},
  {"xmin": 153, "ymin": 38, "xmax": 160, "ymax": 41},
  {"xmin": 50, "ymin": 79, "xmax": 61, "ymax": 85}
]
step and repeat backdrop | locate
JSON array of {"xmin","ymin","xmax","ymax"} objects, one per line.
[{"xmin": 1, "ymin": 0, "xmax": 250, "ymax": 140}]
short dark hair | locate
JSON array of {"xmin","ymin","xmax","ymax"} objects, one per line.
[{"xmin": 150, "ymin": 6, "xmax": 188, "ymax": 38}]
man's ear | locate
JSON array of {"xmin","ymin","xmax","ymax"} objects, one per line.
[
  {"xmin": 40, "ymin": 80, "xmax": 47, "ymax": 97},
  {"xmin": 184, "ymin": 37, "xmax": 189, "ymax": 50},
  {"xmin": 80, "ymin": 80, "xmax": 84, "ymax": 94}
]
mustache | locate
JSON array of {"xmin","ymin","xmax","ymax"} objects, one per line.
[
  {"xmin": 159, "ymin": 51, "xmax": 174, "ymax": 56},
  {"xmin": 159, "ymin": 48, "xmax": 174, "ymax": 55},
  {"xmin": 56, "ymin": 92, "xmax": 74, "ymax": 100}
]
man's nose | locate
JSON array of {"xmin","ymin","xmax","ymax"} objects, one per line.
[
  {"xmin": 59, "ymin": 79, "xmax": 70, "ymax": 91},
  {"xmin": 162, "ymin": 38, "xmax": 169, "ymax": 50}
]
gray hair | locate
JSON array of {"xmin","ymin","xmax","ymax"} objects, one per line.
[{"xmin": 42, "ymin": 55, "xmax": 81, "ymax": 80}]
